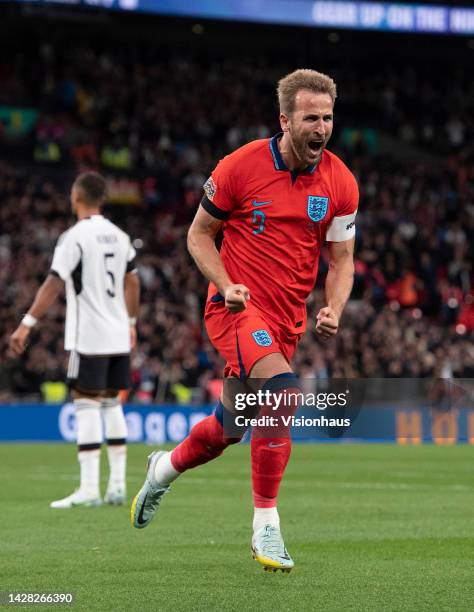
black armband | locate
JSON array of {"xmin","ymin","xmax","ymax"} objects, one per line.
[{"xmin": 200, "ymin": 196, "xmax": 229, "ymax": 221}]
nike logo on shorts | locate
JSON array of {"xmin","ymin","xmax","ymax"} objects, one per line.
[{"xmin": 268, "ymin": 442, "xmax": 287, "ymax": 448}]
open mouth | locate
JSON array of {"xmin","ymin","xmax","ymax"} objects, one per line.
[{"xmin": 308, "ymin": 140, "xmax": 324, "ymax": 154}]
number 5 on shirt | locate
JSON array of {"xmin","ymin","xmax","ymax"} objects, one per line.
[{"xmin": 104, "ymin": 252, "xmax": 116, "ymax": 297}]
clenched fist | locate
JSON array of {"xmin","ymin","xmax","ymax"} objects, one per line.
[
  {"xmin": 224, "ymin": 284, "xmax": 250, "ymax": 313},
  {"xmin": 315, "ymin": 306, "xmax": 339, "ymax": 340}
]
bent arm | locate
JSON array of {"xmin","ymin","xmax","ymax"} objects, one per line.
[
  {"xmin": 187, "ymin": 203, "xmax": 232, "ymax": 295},
  {"xmin": 325, "ymin": 238, "xmax": 355, "ymax": 319},
  {"xmin": 9, "ymin": 274, "xmax": 64, "ymax": 354}
]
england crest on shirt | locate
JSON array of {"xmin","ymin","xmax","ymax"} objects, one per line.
[
  {"xmin": 307, "ymin": 196, "xmax": 329, "ymax": 222},
  {"xmin": 251, "ymin": 330, "xmax": 273, "ymax": 347}
]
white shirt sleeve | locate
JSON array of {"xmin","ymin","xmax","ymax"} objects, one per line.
[
  {"xmin": 50, "ymin": 229, "xmax": 82, "ymax": 280},
  {"xmin": 326, "ymin": 211, "xmax": 357, "ymax": 242},
  {"xmin": 126, "ymin": 241, "xmax": 137, "ymax": 272},
  {"xmin": 127, "ymin": 242, "xmax": 136, "ymax": 262}
]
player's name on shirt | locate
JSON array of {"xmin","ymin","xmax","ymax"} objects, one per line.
[{"xmin": 96, "ymin": 234, "xmax": 119, "ymax": 244}]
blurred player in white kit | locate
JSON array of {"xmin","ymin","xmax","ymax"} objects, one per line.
[{"xmin": 9, "ymin": 172, "xmax": 140, "ymax": 508}]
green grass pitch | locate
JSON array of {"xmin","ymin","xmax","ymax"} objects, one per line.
[{"xmin": 1, "ymin": 443, "xmax": 473, "ymax": 611}]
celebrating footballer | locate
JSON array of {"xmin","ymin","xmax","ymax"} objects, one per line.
[{"xmin": 131, "ymin": 69, "xmax": 358, "ymax": 572}]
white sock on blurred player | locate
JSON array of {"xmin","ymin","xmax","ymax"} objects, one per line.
[
  {"xmin": 75, "ymin": 398, "xmax": 102, "ymax": 497},
  {"xmin": 78, "ymin": 449, "xmax": 101, "ymax": 495},
  {"xmin": 102, "ymin": 396, "xmax": 128, "ymax": 492}
]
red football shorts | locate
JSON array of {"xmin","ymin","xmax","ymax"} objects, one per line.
[{"xmin": 205, "ymin": 296, "xmax": 301, "ymax": 378}]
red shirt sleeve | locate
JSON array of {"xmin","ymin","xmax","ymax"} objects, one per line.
[
  {"xmin": 326, "ymin": 165, "xmax": 359, "ymax": 242},
  {"xmin": 202, "ymin": 154, "xmax": 238, "ymax": 220},
  {"xmin": 336, "ymin": 167, "xmax": 359, "ymax": 216}
]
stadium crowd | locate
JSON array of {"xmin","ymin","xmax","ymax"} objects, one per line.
[
  {"xmin": 0, "ymin": 146, "xmax": 472, "ymax": 402},
  {"xmin": 1, "ymin": 41, "xmax": 472, "ymax": 168},
  {"xmin": 0, "ymin": 39, "xmax": 473, "ymax": 402}
]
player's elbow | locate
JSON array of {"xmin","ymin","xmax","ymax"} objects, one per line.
[
  {"xmin": 187, "ymin": 222, "xmax": 215, "ymax": 262},
  {"xmin": 187, "ymin": 224, "xmax": 200, "ymax": 259},
  {"xmin": 45, "ymin": 274, "xmax": 65, "ymax": 297},
  {"xmin": 187, "ymin": 225, "xmax": 195, "ymax": 255},
  {"xmin": 329, "ymin": 253, "xmax": 354, "ymax": 276}
]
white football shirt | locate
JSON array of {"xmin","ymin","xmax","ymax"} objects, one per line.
[{"xmin": 50, "ymin": 215, "xmax": 136, "ymax": 355}]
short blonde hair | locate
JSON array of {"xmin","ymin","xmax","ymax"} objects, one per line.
[{"xmin": 277, "ymin": 69, "xmax": 337, "ymax": 115}]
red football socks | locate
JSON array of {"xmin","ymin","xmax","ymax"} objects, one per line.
[
  {"xmin": 170, "ymin": 378, "xmax": 298, "ymax": 509},
  {"xmin": 171, "ymin": 414, "xmax": 238, "ymax": 473},
  {"xmin": 251, "ymin": 436, "xmax": 292, "ymax": 507},
  {"xmin": 250, "ymin": 375, "xmax": 299, "ymax": 507}
]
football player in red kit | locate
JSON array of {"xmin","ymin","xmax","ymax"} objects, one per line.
[{"xmin": 132, "ymin": 69, "xmax": 358, "ymax": 572}]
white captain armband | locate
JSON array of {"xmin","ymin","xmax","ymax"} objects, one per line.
[{"xmin": 326, "ymin": 211, "xmax": 357, "ymax": 242}]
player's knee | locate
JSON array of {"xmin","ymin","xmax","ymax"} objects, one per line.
[
  {"xmin": 101, "ymin": 395, "xmax": 127, "ymax": 441},
  {"xmin": 258, "ymin": 372, "xmax": 302, "ymax": 436},
  {"xmin": 72, "ymin": 387, "xmax": 102, "ymax": 401},
  {"xmin": 214, "ymin": 400, "xmax": 245, "ymax": 445},
  {"xmin": 249, "ymin": 353, "xmax": 292, "ymax": 379},
  {"xmin": 102, "ymin": 395, "xmax": 120, "ymax": 409},
  {"xmin": 103, "ymin": 388, "xmax": 121, "ymax": 399}
]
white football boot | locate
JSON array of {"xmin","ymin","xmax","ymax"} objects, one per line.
[
  {"xmin": 131, "ymin": 451, "xmax": 170, "ymax": 529},
  {"xmin": 50, "ymin": 489, "xmax": 102, "ymax": 509},
  {"xmin": 104, "ymin": 484, "xmax": 126, "ymax": 506},
  {"xmin": 252, "ymin": 524, "xmax": 294, "ymax": 572}
]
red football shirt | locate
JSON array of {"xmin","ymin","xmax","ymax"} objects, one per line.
[{"xmin": 202, "ymin": 133, "xmax": 359, "ymax": 334}]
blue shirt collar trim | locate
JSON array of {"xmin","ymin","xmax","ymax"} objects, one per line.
[
  {"xmin": 270, "ymin": 132, "xmax": 287, "ymax": 171},
  {"xmin": 269, "ymin": 132, "xmax": 318, "ymax": 174}
]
